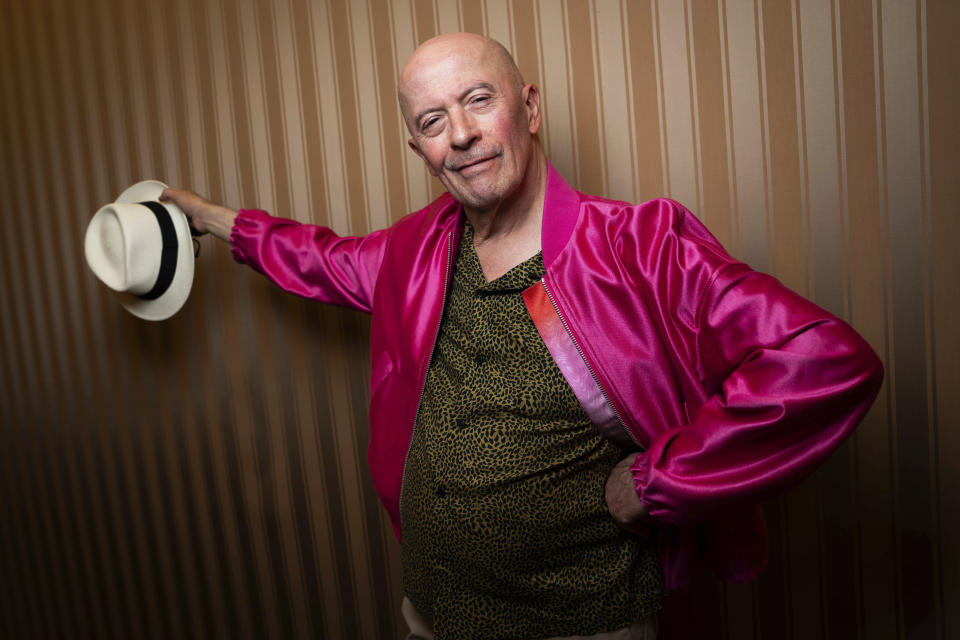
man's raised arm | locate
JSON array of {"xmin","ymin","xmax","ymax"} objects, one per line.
[{"xmin": 158, "ymin": 188, "xmax": 389, "ymax": 313}]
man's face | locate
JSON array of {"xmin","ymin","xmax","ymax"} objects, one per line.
[{"xmin": 399, "ymin": 38, "xmax": 541, "ymax": 214}]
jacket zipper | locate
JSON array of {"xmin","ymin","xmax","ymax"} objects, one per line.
[
  {"xmin": 398, "ymin": 231, "xmax": 454, "ymax": 526},
  {"xmin": 540, "ymin": 276, "xmax": 641, "ymax": 448}
]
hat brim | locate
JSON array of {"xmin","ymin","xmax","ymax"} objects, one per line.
[{"xmin": 111, "ymin": 180, "xmax": 195, "ymax": 321}]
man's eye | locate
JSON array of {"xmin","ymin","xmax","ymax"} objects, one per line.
[{"xmin": 422, "ymin": 117, "xmax": 439, "ymax": 131}]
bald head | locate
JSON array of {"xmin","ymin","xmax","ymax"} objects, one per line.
[
  {"xmin": 394, "ymin": 32, "xmax": 544, "ymax": 215},
  {"xmin": 398, "ymin": 33, "xmax": 524, "ymax": 130}
]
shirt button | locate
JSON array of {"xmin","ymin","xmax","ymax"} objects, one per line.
[
  {"xmin": 436, "ymin": 484, "xmax": 446, "ymax": 498},
  {"xmin": 474, "ymin": 353, "xmax": 486, "ymax": 366},
  {"xmin": 456, "ymin": 420, "xmax": 467, "ymax": 430}
]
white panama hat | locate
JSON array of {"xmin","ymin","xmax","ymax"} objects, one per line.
[{"xmin": 84, "ymin": 180, "xmax": 195, "ymax": 321}]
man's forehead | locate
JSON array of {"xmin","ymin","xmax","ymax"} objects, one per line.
[
  {"xmin": 403, "ymin": 45, "xmax": 498, "ymax": 88},
  {"xmin": 400, "ymin": 35, "xmax": 517, "ymax": 94}
]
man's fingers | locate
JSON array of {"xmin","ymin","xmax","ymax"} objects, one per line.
[{"xmin": 156, "ymin": 187, "xmax": 237, "ymax": 242}]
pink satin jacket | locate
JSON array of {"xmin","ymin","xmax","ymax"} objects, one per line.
[{"xmin": 230, "ymin": 163, "xmax": 883, "ymax": 589}]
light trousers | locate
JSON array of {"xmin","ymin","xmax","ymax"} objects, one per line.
[{"xmin": 402, "ymin": 597, "xmax": 658, "ymax": 640}]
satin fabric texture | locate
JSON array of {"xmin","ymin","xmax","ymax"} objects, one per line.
[{"xmin": 229, "ymin": 163, "xmax": 882, "ymax": 588}]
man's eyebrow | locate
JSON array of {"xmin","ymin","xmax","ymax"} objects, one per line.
[{"xmin": 414, "ymin": 82, "xmax": 497, "ymax": 129}]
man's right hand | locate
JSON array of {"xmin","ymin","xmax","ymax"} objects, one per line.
[{"xmin": 159, "ymin": 188, "xmax": 238, "ymax": 243}]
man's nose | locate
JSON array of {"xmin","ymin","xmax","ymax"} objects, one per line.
[{"xmin": 448, "ymin": 107, "xmax": 479, "ymax": 149}]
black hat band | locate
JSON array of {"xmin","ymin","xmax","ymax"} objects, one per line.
[{"xmin": 136, "ymin": 201, "xmax": 178, "ymax": 301}]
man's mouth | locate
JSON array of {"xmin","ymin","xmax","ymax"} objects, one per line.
[
  {"xmin": 453, "ymin": 155, "xmax": 496, "ymax": 174},
  {"xmin": 449, "ymin": 152, "xmax": 499, "ymax": 173}
]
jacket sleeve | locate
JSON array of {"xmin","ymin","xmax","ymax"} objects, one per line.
[
  {"xmin": 630, "ymin": 260, "xmax": 884, "ymax": 527},
  {"xmin": 229, "ymin": 209, "xmax": 389, "ymax": 313}
]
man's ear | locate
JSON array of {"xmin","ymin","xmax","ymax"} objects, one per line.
[
  {"xmin": 408, "ymin": 138, "xmax": 438, "ymax": 177},
  {"xmin": 523, "ymin": 84, "xmax": 542, "ymax": 135}
]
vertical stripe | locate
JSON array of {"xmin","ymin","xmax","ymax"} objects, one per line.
[
  {"xmin": 235, "ymin": 0, "xmax": 292, "ymax": 635},
  {"xmin": 27, "ymin": 0, "xmax": 106, "ymax": 633},
  {"xmin": 761, "ymin": 0, "xmax": 805, "ymax": 292},
  {"xmin": 483, "ymin": 0, "xmax": 512, "ymax": 48},
  {"xmin": 370, "ymin": 0, "xmax": 410, "ymax": 224},
  {"xmin": 623, "ymin": 0, "xmax": 665, "ymax": 202},
  {"xmin": 717, "ymin": 0, "xmax": 741, "ymax": 257},
  {"xmin": 459, "ymin": 0, "xmax": 484, "ymax": 33},
  {"xmin": 763, "ymin": 4, "xmax": 822, "ymax": 637},
  {"xmin": 21, "ymin": 0, "xmax": 88, "ymax": 634},
  {"xmin": 510, "ymin": 0, "xmax": 540, "ymax": 89},
  {"xmin": 755, "ymin": 0, "xmax": 776, "ymax": 274},
  {"xmin": 690, "ymin": 0, "xmax": 733, "ymax": 248},
  {"xmin": 916, "ymin": 2, "xmax": 943, "ymax": 633},
  {"xmin": 535, "ymin": 0, "xmax": 576, "ymax": 180},
  {"xmin": 927, "ymin": 1, "xmax": 960, "ymax": 638},
  {"xmin": 655, "ymin": 0, "xmax": 698, "ymax": 209},
  {"xmin": 340, "ymin": 11, "xmax": 400, "ymax": 634},
  {"xmin": 202, "ymin": 1, "xmax": 267, "ymax": 636},
  {"xmin": 880, "ymin": 1, "xmax": 936, "ymax": 637},
  {"xmin": 594, "ymin": 0, "xmax": 633, "ymax": 202},
  {"xmin": 797, "ymin": 2, "xmax": 862, "ymax": 638},
  {"xmin": 0, "ymin": 77, "xmax": 29, "ymax": 634},
  {"xmin": 6, "ymin": 2, "xmax": 75, "ymax": 636},
  {"xmin": 254, "ymin": 3, "xmax": 312, "ymax": 638},
  {"xmin": 288, "ymin": 1, "xmax": 338, "ymax": 636},
  {"xmin": 682, "ymin": 0, "xmax": 704, "ymax": 215},
  {"xmin": 176, "ymin": 1, "xmax": 234, "ymax": 635},
  {"xmin": 565, "ymin": 0, "xmax": 604, "ymax": 195},
  {"xmin": 349, "ymin": 0, "xmax": 387, "ymax": 231},
  {"xmin": 437, "ymin": 0, "xmax": 461, "ymax": 32},
  {"xmin": 724, "ymin": 0, "xmax": 767, "ymax": 269},
  {"xmin": 102, "ymin": 0, "xmax": 183, "ymax": 635},
  {"xmin": 411, "ymin": 0, "xmax": 440, "ymax": 208},
  {"xmin": 62, "ymin": 0, "xmax": 138, "ymax": 632},
  {"xmin": 838, "ymin": 1, "xmax": 900, "ymax": 638},
  {"xmin": 874, "ymin": 3, "xmax": 908, "ymax": 637}
]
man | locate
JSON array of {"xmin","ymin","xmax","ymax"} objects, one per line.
[{"xmin": 162, "ymin": 33, "xmax": 882, "ymax": 639}]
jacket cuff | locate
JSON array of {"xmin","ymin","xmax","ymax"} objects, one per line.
[
  {"xmin": 629, "ymin": 451, "xmax": 655, "ymax": 514},
  {"xmin": 229, "ymin": 208, "xmax": 269, "ymax": 265}
]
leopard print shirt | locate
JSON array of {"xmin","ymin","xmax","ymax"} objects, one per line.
[{"xmin": 400, "ymin": 223, "xmax": 662, "ymax": 639}]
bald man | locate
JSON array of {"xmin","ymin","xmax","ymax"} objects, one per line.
[{"xmin": 163, "ymin": 33, "xmax": 881, "ymax": 639}]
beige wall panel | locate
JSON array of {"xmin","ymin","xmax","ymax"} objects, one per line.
[
  {"xmin": 210, "ymin": 0, "xmax": 242, "ymax": 207},
  {"xmin": 928, "ymin": 2, "xmax": 960, "ymax": 636},
  {"xmin": 655, "ymin": 0, "xmax": 699, "ymax": 211},
  {"xmin": 535, "ymin": 0, "xmax": 577, "ymax": 180},
  {"xmin": 798, "ymin": 0, "xmax": 844, "ymax": 314},
  {"xmin": 881, "ymin": 1, "xmax": 939, "ymax": 637},
  {"xmin": 275, "ymin": 0, "xmax": 313, "ymax": 224},
  {"xmin": 722, "ymin": 0, "xmax": 769, "ymax": 269},
  {"xmin": 595, "ymin": 0, "xmax": 636, "ymax": 202},
  {"xmin": 314, "ymin": 1, "xmax": 352, "ymax": 231},
  {"xmin": 690, "ymin": 0, "xmax": 733, "ymax": 249},
  {"xmin": 437, "ymin": 0, "xmax": 462, "ymax": 33},
  {"xmin": 483, "ymin": 0, "xmax": 513, "ymax": 52},
  {"xmin": 348, "ymin": 0, "xmax": 390, "ymax": 231},
  {"xmin": 393, "ymin": 0, "xmax": 431, "ymax": 215}
]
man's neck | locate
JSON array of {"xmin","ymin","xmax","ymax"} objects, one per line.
[{"xmin": 465, "ymin": 150, "xmax": 547, "ymax": 282}]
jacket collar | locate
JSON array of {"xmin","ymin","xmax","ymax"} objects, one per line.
[{"xmin": 541, "ymin": 162, "xmax": 582, "ymax": 268}]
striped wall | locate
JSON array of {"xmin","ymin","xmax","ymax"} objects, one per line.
[{"xmin": 0, "ymin": 0, "xmax": 956, "ymax": 637}]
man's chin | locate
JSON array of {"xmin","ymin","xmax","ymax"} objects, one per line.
[
  {"xmin": 442, "ymin": 182, "xmax": 501, "ymax": 212},
  {"xmin": 455, "ymin": 191, "xmax": 502, "ymax": 214}
]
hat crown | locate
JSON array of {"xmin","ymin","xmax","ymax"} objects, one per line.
[
  {"xmin": 84, "ymin": 179, "xmax": 194, "ymax": 321},
  {"xmin": 85, "ymin": 203, "xmax": 164, "ymax": 295}
]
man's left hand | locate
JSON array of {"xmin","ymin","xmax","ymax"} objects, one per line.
[{"xmin": 605, "ymin": 454, "xmax": 651, "ymax": 533}]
